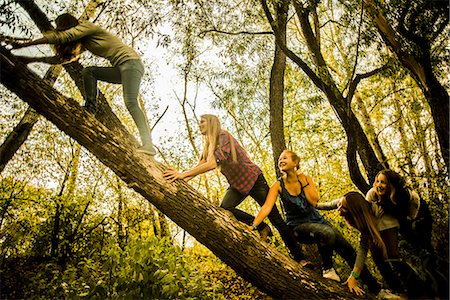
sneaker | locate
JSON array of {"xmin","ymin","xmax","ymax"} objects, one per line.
[
  {"xmin": 323, "ymin": 268, "xmax": 341, "ymax": 282},
  {"xmin": 136, "ymin": 144, "xmax": 156, "ymax": 156},
  {"xmin": 377, "ymin": 289, "xmax": 404, "ymax": 300}
]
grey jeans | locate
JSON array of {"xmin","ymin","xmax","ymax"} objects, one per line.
[{"xmin": 82, "ymin": 59, "xmax": 152, "ymax": 145}]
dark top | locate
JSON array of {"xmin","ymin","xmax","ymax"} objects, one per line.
[{"xmin": 278, "ymin": 177, "xmax": 325, "ymax": 226}]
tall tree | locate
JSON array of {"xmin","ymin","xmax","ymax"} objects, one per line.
[
  {"xmin": 260, "ymin": 0, "xmax": 387, "ymax": 192},
  {"xmin": 269, "ymin": 0, "xmax": 289, "ymax": 177},
  {"xmin": 363, "ymin": 0, "xmax": 449, "ymax": 170}
]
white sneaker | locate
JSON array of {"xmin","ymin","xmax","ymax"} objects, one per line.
[
  {"xmin": 377, "ymin": 289, "xmax": 403, "ymax": 300},
  {"xmin": 322, "ymin": 268, "xmax": 341, "ymax": 282}
]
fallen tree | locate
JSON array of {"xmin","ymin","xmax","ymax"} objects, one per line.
[{"xmin": 0, "ymin": 47, "xmax": 362, "ymax": 299}]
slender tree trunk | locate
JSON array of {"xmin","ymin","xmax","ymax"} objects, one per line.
[
  {"xmin": 0, "ymin": 107, "xmax": 40, "ymax": 173},
  {"xmin": 116, "ymin": 179, "xmax": 126, "ymax": 249},
  {"xmin": 269, "ymin": 0, "xmax": 289, "ymax": 178},
  {"xmin": 353, "ymin": 91, "xmax": 389, "ymax": 168},
  {"xmin": 0, "ymin": 47, "xmax": 361, "ymax": 300},
  {"xmin": 393, "ymin": 97, "xmax": 415, "ymax": 174}
]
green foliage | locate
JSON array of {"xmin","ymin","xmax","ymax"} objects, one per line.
[{"xmin": 2, "ymin": 237, "xmax": 208, "ymax": 299}]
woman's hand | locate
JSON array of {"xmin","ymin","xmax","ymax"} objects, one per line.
[
  {"xmin": 343, "ymin": 275, "xmax": 365, "ymax": 296},
  {"xmin": 296, "ymin": 171, "xmax": 308, "ymax": 187},
  {"xmin": 163, "ymin": 168, "xmax": 185, "ymax": 183}
]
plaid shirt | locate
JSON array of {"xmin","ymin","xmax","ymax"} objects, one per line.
[{"xmin": 214, "ymin": 130, "xmax": 262, "ymax": 195}]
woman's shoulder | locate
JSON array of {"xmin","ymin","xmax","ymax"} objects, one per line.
[
  {"xmin": 366, "ymin": 187, "xmax": 376, "ymax": 200},
  {"xmin": 270, "ymin": 178, "xmax": 283, "ymax": 191},
  {"xmin": 273, "ymin": 178, "xmax": 283, "ymax": 186},
  {"xmin": 76, "ymin": 21, "xmax": 103, "ymax": 33}
]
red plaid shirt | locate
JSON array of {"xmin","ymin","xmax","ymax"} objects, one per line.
[{"xmin": 214, "ymin": 130, "xmax": 262, "ymax": 195}]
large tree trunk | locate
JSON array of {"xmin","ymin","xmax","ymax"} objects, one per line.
[
  {"xmin": 363, "ymin": 0, "xmax": 449, "ymax": 171},
  {"xmin": 0, "ymin": 106, "xmax": 39, "ymax": 173},
  {"xmin": 269, "ymin": 0, "xmax": 289, "ymax": 178},
  {"xmin": 0, "ymin": 47, "xmax": 361, "ymax": 300}
]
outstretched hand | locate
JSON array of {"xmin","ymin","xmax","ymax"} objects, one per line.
[
  {"xmin": 343, "ymin": 275, "xmax": 365, "ymax": 296},
  {"xmin": 163, "ymin": 168, "xmax": 185, "ymax": 183}
]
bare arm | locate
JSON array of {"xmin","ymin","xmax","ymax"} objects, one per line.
[
  {"xmin": 344, "ymin": 236, "xmax": 369, "ymax": 296},
  {"xmin": 163, "ymin": 152, "xmax": 217, "ymax": 183},
  {"xmin": 316, "ymin": 198, "xmax": 340, "ymax": 210},
  {"xmin": 249, "ymin": 181, "xmax": 281, "ymax": 228}
]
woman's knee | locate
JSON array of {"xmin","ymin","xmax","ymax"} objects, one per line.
[{"xmin": 316, "ymin": 225, "xmax": 336, "ymax": 246}]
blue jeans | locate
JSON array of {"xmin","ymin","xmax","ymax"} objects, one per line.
[
  {"xmin": 292, "ymin": 221, "xmax": 380, "ymax": 293},
  {"xmin": 220, "ymin": 174, "xmax": 304, "ymax": 261},
  {"xmin": 82, "ymin": 59, "xmax": 152, "ymax": 145}
]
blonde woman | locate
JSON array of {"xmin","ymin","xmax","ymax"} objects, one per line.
[{"xmin": 164, "ymin": 115, "xmax": 304, "ymax": 261}]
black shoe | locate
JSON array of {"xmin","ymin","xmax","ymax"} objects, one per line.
[{"xmin": 84, "ymin": 102, "xmax": 96, "ymax": 114}]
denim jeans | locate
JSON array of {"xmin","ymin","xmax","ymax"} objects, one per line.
[
  {"xmin": 220, "ymin": 174, "xmax": 304, "ymax": 260},
  {"xmin": 82, "ymin": 59, "xmax": 152, "ymax": 145},
  {"xmin": 292, "ymin": 221, "xmax": 380, "ymax": 293}
]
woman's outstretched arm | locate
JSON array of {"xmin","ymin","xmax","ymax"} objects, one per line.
[{"xmin": 247, "ymin": 181, "xmax": 281, "ymax": 230}]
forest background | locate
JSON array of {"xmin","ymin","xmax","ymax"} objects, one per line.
[{"xmin": 0, "ymin": 0, "xmax": 448, "ymax": 299}]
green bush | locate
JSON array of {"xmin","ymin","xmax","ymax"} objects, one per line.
[{"xmin": 19, "ymin": 237, "xmax": 207, "ymax": 299}]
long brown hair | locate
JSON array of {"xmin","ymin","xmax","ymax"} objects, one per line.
[
  {"xmin": 343, "ymin": 191, "xmax": 387, "ymax": 258},
  {"xmin": 200, "ymin": 114, "xmax": 237, "ymax": 163},
  {"xmin": 374, "ymin": 169, "xmax": 410, "ymax": 218},
  {"xmin": 53, "ymin": 13, "xmax": 83, "ymax": 62}
]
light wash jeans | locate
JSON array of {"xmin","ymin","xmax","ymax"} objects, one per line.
[{"xmin": 82, "ymin": 59, "xmax": 152, "ymax": 145}]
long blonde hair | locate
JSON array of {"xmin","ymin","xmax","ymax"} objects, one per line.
[{"xmin": 200, "ymin": 114, "xmax": 237, "ymax": 163}]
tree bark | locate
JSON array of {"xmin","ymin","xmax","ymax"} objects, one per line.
[
  {"xmin": 269, "ymin": 0, "xmax": 289, "ymax": 178},
  {"xmin": 0, "ymin": 107, "xmax": 39, "ymax": 173},
  {"xmin": 0, "ymin": 47, "xmax": 363, "ymax": 300}
]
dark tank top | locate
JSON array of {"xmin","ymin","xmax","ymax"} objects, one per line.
[{"xmin": 278, "ymin": 177, "xmax": 325, "ymax": 226}]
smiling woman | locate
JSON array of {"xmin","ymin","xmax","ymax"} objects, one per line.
[{"xmin": 366, "ymin": 169, "xmax": 434, "ymax": 254}]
